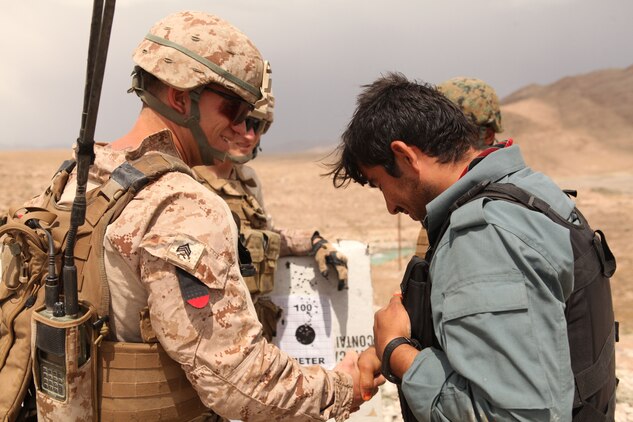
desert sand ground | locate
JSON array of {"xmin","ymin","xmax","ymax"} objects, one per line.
[{"xmin": 1, "ymin": 147, "xmax": 631, "ymax": 420}]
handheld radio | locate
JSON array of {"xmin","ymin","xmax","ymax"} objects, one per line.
[{"xmin": 31, "ymin": 1, "xmax": 116, "ymax": 420}]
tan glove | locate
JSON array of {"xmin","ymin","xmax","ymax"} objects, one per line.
[{"xmin": 311, "ymin": 231, "xmax": 349, "ymax": 290}]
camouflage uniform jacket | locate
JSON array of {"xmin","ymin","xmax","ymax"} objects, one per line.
[
  {"xmin": 231, "ymin": 164, "xmax": 315, "ymax": 257},
  {"xmin": 29, "ymin": 130, "xmax": 354, "ymax": 421}
]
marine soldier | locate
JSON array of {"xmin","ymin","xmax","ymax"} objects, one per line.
[
  {"xmin": 18, "ymin": 11, "xmax": 380, "ymax": 421},
  {"xmin": 191, "ymin": 64, "xmax": 349, "ymax": 341}
]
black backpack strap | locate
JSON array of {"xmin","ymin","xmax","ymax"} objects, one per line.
[
  {"xmin": 573, "ymin": 382, "xmax": 617, "ymax": 422},
  {"xmin": 110, "ymin": 161, "xmax": 149, "ymax": 192},
  {"xmin": 453, "ymin": 182, "xmax": 617, "ymax": 421},
  {"xmin": 574, "ymin": 324, "xmax": 616, "ymax": 405},
  {"xmin": 449, "ymin": 180, "xmax": 492, "ymax": 212},
  {"xmin": 470, "ymin": 182, "xmax": 554, "ymax": 216},
  {"xmin": 593, "ymin": 230, "xmax": 616, "ymax": 277},
  {"xmin": 428, "ymin": 180, "xmax": 545, "ymax": 257},
  {"xmin": 56, "ymin": 159, "xmax": 77, "ymax": 174},
  {"xmin": 427, "ymin": 180, "xmax": 491, "ymax": 247}
]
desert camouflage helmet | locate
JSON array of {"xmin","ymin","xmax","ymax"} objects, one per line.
[
  {"xmin": 438, "ymin": 77, "xmax": 503, "ymax": 133},
  {"xmin": 133, "ymin": 11, "xmax": 264, "ymax": 104},
  {"xmin": 129, "ymin": 11, "xmax": 266, "ymax": 165}
]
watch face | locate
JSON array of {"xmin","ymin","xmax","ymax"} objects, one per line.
[{"xmin": 295, "ymin": 324, "xmax": 316, "ymax": 345}]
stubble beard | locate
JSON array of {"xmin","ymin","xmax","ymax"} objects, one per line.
[{"xmin": 409, "ymin": 177, "xmax": 440, "ymax": 222}]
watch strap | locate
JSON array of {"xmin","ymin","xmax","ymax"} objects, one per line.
[{"xmin": 381, "ymin": 337, "xmax": 421, "ymax": 384}]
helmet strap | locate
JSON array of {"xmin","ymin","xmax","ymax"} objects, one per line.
[
  {"xmin": 251, "ymin": 142, "xmax": 261, "ymax": 160},
  {"xmin": 188, "ymin": 91, "xmax": 255, "ymax": 164},
  {"xmin": 129, "ymin": 69, "xmax": 240, "ymax": 165},
  {"xmin": 226, "ymin": 152, "xmax": 253, "ymax": 164}
]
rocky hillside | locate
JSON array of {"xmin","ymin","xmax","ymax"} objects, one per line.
[{"xmin": 501, "ymin": 65, "xmax": 633, "ymax": 176}]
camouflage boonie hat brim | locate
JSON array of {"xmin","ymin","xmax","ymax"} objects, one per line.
[
  {"xmin": 133, "ymin": 11, "xmax": 264, "ymax": 104},
  {"xmin": 438, "ymin": 76, "xmax": 503, "ymax": 133}
]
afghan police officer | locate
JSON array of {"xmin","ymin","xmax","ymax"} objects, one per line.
[
  {"xmin": 415, "ymin": 76, "xmax": 505, "ymax": 257},
  {"xmin": 190, "ymin": 64, "xmax": 349, "ymax": 341},
  {"xmin": 24, "ymin": 11, "xmax": 380, "ymax": 421}
]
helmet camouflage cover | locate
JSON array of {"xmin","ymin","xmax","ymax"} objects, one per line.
[
  {"xmin": 133, "ymin": 11, "xmax": 264, "ymax": 104},
  {"xmin": 438, "ymin": 77, "xmax": 503, "ymax": 133}
]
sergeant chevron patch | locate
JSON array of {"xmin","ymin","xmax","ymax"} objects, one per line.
[{"xmin": 166, "ymin": 235, "xmax": 205, "ymax": 272}]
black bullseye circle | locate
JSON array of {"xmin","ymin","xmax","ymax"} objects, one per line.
[{"xmin": 295, "ymin": 324, "xmax": 316, "ymax": 345}]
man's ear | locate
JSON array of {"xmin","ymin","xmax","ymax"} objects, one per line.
[
  {"xmin": 483, "ymin": 127, "xmax": 496, "ymax": 146},
  {"xmin": 165, "ymin": 87, "xmax": 189, "ymax": 114},
  {"xmin": 391, "ymin": 140, "xmax": 422, "ymax": 173}
]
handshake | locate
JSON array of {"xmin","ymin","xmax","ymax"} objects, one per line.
[
  {"xmin": 333, "ymin": 348, "xmax": 385, "ymax": 412},
  {"xmin": 333, "ymin": 291, "xmax": 421, "ymax": 413}
]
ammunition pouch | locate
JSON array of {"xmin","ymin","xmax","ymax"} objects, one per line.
[{"xmin": 192, "ymin": 166, "xmax": 282, "ymax": 295}]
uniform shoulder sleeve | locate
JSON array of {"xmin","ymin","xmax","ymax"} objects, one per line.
[{"xmin": 112, "ymin": 171, "xmax": 353, "ymax": 421}]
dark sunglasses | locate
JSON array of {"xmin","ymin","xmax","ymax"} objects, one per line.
[
  {"xmin": 204, "ymin": 86, "xmax": 254, "ymax": 125},
  {"xmin": 245, "ymin": 117, "xmax": 272, "ymax": 135}
]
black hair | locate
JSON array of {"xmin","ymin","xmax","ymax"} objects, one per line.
[{"xmin": 328, "ymin": 72, "xmax": 478, "ymax": 187}]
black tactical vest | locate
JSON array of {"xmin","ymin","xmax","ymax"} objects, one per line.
[{"xmin": 400, "ymin": 181, "xmax": 617, "ymax": 421}]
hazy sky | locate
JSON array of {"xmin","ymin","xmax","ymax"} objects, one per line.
[{"xmin": 0, "ymin": 0, "xmax": 631, "ymax": 153}]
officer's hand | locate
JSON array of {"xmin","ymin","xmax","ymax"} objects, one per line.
[
  {"xmin": 334, "ymin": 349, "xmax": 384, "ymax": 412},
  {"xmin": 358, "ymin": 346, "xmax": 385, "ymax": 402},
  {"xmin": 374, "ymin": 293, "xmax": 411, "ymax": 358},
  {"xmin": 334, "ymin": 350, "xmax": 362, "ymax": 411},
  {"xmin": 311, "ymin": 231, "xmax": 348, "ymax": 290}
]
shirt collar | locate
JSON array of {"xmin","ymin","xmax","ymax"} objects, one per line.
[
  {"xmin": 84, "ymin": 129, "xmax": 183, "ymax": 185},
  {"xmin": 123, "ymin": 129, "xmax": 183, "ymax": 162},
  {"xmin": 424, "ymin": 143, "xmax": 528, "ymax": 243}
]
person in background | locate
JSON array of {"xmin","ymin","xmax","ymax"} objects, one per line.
[{"xmin": 191, "ymin": 62, "xmax": 349, "ymax": 341}]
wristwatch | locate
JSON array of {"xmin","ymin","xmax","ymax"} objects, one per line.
[{"xmin": 381, "ymin": 336, "xmax": 422, "ymax": 384}]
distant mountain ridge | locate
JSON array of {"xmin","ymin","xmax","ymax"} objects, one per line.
[{"xmin": 500, "ymin": 65, "xmax": 633, "ymax": 176}]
